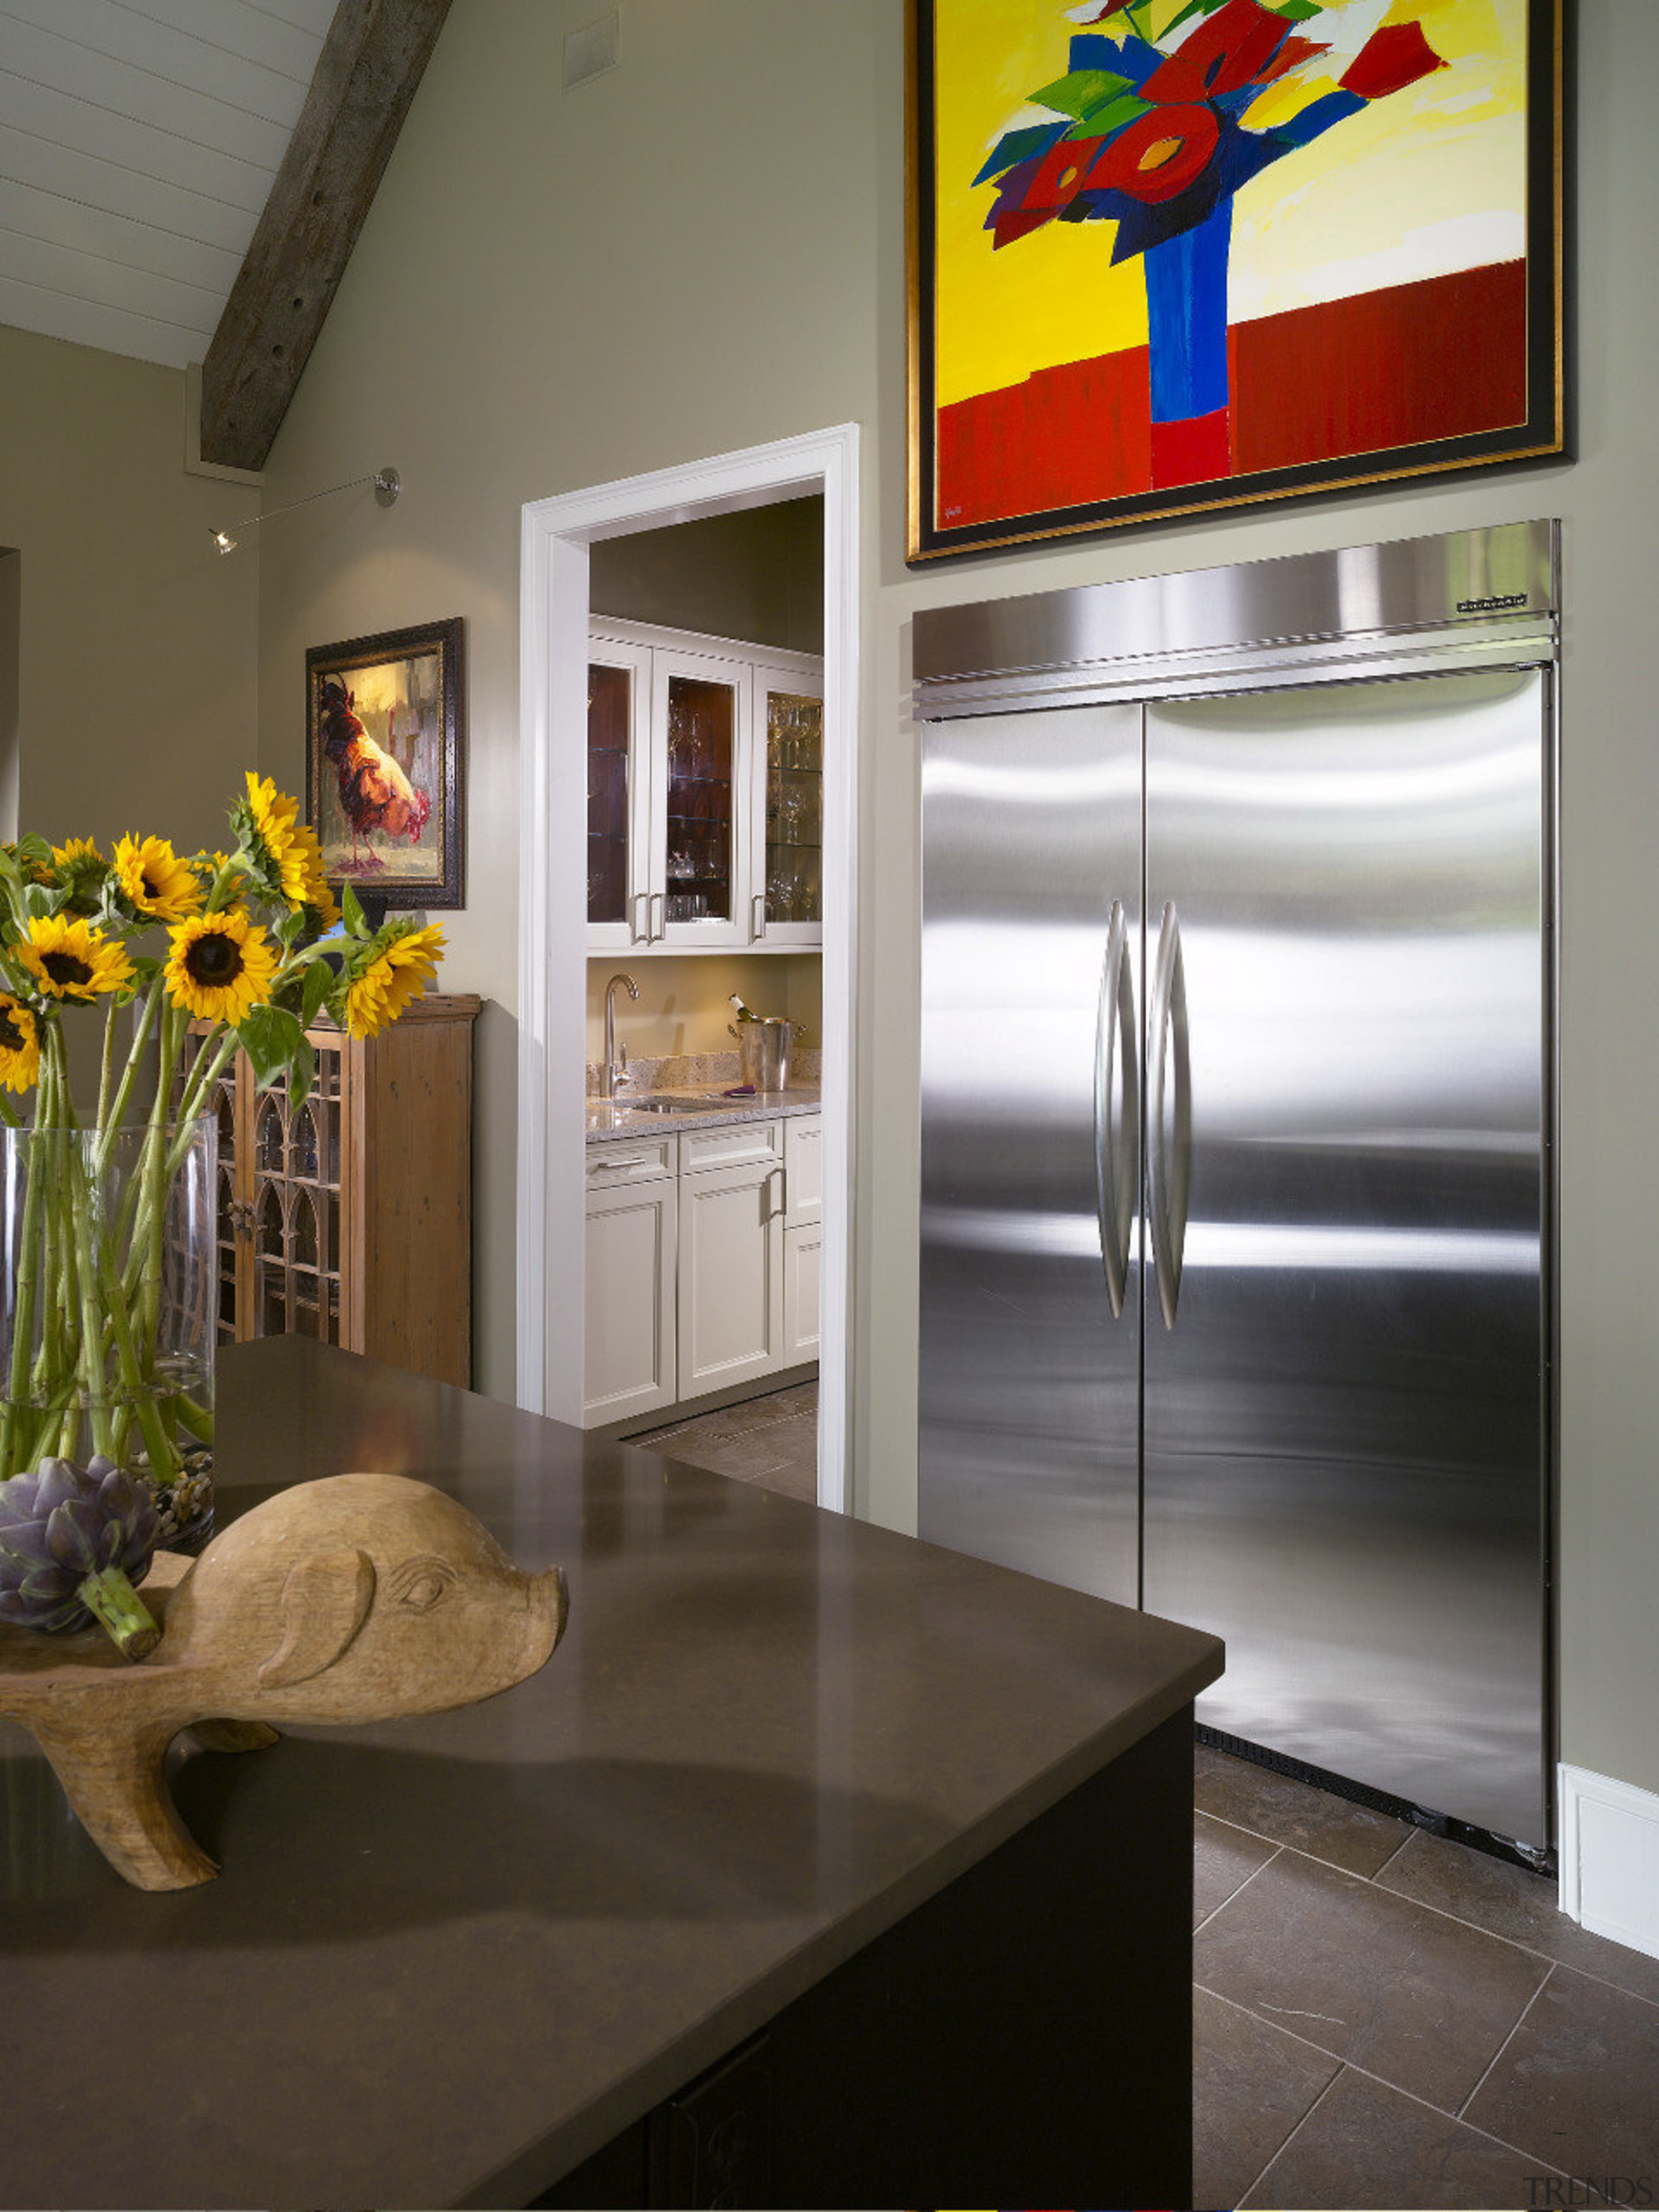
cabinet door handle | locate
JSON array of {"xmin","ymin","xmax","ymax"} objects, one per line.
[
  {"xmin": 752, "ymin": 892, "xmax": 766, "ymax": 942},
  {"xmin": 650, "ymin": 892, "xmax": 664, "ymax": 941},
  {"xmin": 1093, "ymin": 898, "xmax": 1138, "ymax": 1322},
  {"xmin": 631, "ymin": 893, "xmax": 647, "ymax": 942}
]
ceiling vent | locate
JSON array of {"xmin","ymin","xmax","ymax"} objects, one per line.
[{"xmin": 564, "ymin": 10, "xmax": 620, "ymax": 89}]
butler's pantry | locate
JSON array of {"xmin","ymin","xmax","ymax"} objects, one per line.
[{"xmin": 578, "ymin": 497, "xmax": 828, "ymax": 1496}]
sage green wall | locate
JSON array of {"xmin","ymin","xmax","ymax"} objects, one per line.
[
  {"xmin": 0, "ymin": 323, "xmax": 259, "ymax": 856},
  {"xmin": 591, "ymin": 499, "xmax": 824, "ymax": 654},
  {"xmin": 0, "ymin": 551, "xmax": 19, "ymax": 841},
  {"xmin": 251, "ymin": 0, "xmax": 1659, "ymax": 1802}
]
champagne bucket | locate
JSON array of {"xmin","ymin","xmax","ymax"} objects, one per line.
[{"xmin": 728, "ymin": 1018, "xmax": 800, "ymax": 1092}]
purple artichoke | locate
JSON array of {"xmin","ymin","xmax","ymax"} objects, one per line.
[{"xmin": 0, "ymin": 1456, "xmax": 161, "ymax": 1660}]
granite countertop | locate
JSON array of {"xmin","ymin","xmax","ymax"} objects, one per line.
[
  {"xmin": 0, "ymin": 1339, "xmax": 1222, "ymax": 2212},
  {"xmin": 585, "ymin": 1047, "xmax": 823, "ymax": 1142},
  {"xmin": 586, "ymin": 1083, "xmax": 822, "ymax": 1141}
]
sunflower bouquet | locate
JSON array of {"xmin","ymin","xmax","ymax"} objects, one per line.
[{"xmin": 0, "ymin": 775, "xmax": 443, "ymax": 1647}]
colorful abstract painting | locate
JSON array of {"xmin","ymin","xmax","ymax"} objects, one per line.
[{"xmin": 907, "ymin": 0, "xmax": 1565, "ymax": 559}]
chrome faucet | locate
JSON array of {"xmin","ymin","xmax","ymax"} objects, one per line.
[{"xmin": 601, "ymin": 972, "xmax": 638, "ymax": 1098}]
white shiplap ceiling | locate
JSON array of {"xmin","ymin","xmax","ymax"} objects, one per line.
[{"xmin": 0, "ymin": 0, "xmax": 335, "ymax": 371}]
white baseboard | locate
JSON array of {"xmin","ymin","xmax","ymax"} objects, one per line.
[{"xmin": 1558, "ymin": 1764, "xmax": 1659, "ymax": 1963}]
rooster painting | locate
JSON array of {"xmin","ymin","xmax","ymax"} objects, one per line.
[
  {"xmin": 306, "ymin": 617, "xmax": 463, "ymax": 910},
  {"xmin": 318, "ymin": 676, "xmax": 432, "ymax": 869}
]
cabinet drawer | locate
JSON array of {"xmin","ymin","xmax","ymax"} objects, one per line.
[
  {"xmin": 680, "ymin": 1119, "xmax": 784, "ymax": 1176},
  {"xmin": 586, "ymin": 1135, "xmax": 677, "ymax": 1187}
]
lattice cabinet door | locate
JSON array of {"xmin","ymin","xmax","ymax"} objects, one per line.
[
  {"xmin": 181, "ymin": 997, "xmax": 478, "ymax": 1387},
  {"xmin": 248, "ymin": 1037, "xmax": 347, "ymax": 1346}
]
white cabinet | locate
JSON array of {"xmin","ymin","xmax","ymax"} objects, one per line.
[
  {"xmin": 783, "ymin": 1114, "xmax": 822, "ymax": 1227},
  {"xmin": 584, "ymin": 1113, "xmax": 820, "ymax": 1427},
  {"xmin": 782, "ymin": 1114, "xmax": 823, "ymax": 1359},
  {"xmin": 586, "ymin": 619, "xmax": 823, "ymax": 953},
  {"xmin": 677, "ymin": 1150, "xmax": 785, "ymax": 1397},
  {"xmin": 750, "ymin": 660, "xmax": 826, "ymax": 951},
  {"xmin": 782, "ymin": 1224, "xmax": 822, "ymax": 1361},
  {"xmin": 583, "ymin": 1139, "xmax": 679, "ymax": 1425}
]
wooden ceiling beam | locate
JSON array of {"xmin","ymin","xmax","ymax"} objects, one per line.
[{"xmin": 198, "ymin": 0, "xmax": 454, "ymax": 473}]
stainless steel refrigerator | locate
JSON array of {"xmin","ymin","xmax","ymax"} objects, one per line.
[{"xmin": 916, "ymin": 523, "xmax": 1557, "ymax": 1857}]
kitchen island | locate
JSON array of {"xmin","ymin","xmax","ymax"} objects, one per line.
[{"xmin": 0, "ymin": 1340, "xmax": 1222, "ymax": 2210}]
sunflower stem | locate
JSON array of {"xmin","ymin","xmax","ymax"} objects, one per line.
[
  {"xmin": 176, "ymin": 1390, "xmax": 213, "ymax": 1444},
  {"xmin": 96, "ymin": 997, "xmax": 119, "ymax": 1134},
  {"xmin": 1, "ymin": 1042, "xmax": 52, "ymax": 1473},
  {"xmin": 96, "ymin": 974, "xmax": 165, "ymax": 1181}
]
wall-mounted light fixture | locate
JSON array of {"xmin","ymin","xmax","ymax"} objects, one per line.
[{"xmin": 211, "ymin": 467, "xmax": 400, "ymax": 556}]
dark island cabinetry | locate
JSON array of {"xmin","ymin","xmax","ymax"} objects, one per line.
[{"xmin": 0, "ymin": 1342, "xmax": 1219, "ymax": 2211}]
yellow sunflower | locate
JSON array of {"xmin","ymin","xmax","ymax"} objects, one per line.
[
  {"xmin": 0, "ymin": 995, "xmax": 40, "ymax": 1094},
  {"xmin": 344, "ymin": 924, "xmax": 445, "ymax": 1040},
  {"xmin": 164, "ymin": 910, "xmax": 280, "ymax": 1025},
  {"xmin": 14, "ymin": 914, "xmax": 135, "ymax": 1003},
  {"xmin": 113, "ymin": 833, "xmax": 202, "ymax": 924},
  {"xmin": 244, "ymin": 774, "xmax": 338, "ymax": 922},
  {"xmin": 51, "ymin": 837, "xmax": 100, "ymax": 870}
]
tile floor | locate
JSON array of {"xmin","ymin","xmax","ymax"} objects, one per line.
[
  {"xmin": 629, "ymin": 1380, "xmax": 819, "ymax": 1502},
  {"xmin": 1194, "ymin": 1743, "xmax": 1659, "ymax": 2209},
  {"xmin": 625, "ymin": 1407, "xmax": 1659, "ymax": 2211}
]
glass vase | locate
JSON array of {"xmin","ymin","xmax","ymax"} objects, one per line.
[{"xmin": 0, "ymin": 1114, "xmax": 216, "ymax": 1542}]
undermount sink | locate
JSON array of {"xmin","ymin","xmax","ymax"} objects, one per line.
[{"xmin": 618, "ymin": 1093, "xmax": 737, "ymax": 1113}]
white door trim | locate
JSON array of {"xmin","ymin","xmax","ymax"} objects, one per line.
[
  {"xmin": 1559, "ymin": 1763, "xmax": 1659, "ymax": 1963},
  {"xmin": 516, "ymin": 423, "xmax": 861, "ymax": 1511}
]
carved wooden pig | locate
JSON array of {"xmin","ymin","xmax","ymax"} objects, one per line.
[{"xmin": 0, "ymin": 1473, "xmax": 570, "ymax": 1891}]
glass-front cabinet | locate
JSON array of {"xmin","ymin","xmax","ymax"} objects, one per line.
[
  {"xmin": 586, "ymin": 619, "xmax": 823, "ymax": 953},
  {"xmin": 585, "ymin": 636, "xmax": 653, "ymax": 952},
  {"xmin": 754, "ymin": 662, "xmax": 824, "ymax": 950}
]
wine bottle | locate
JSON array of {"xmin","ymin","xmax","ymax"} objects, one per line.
[{"xmin": 728, "ymin": 992, "xmax": 758, "ymax": 1023}]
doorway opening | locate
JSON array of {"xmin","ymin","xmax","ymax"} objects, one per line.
[{"xmin": 516, "ymin": 426, "xmax": 860, "ymax": 1509}]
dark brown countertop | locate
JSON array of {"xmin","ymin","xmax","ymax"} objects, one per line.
[{"xmin": 0, "ymin": 1340, "xmax": 1222, "ymax": 2211}]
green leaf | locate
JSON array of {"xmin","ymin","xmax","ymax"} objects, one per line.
[
  {"xmin": 300, "ymin": 956, "xmax": 335, "ymax": 1027},
  {"xmin": 288, "ymin": 1036, "xmax": 316, "ymax": 1110},
  {"xmin": 973, "ymin": 122, "xmax": 1065, "ymax": 187},
  {"xmin": 237, "ymin": 1003, "xmax": 305, "ymax": 1091},
  {"xmin": 1078, "ymin": 88, "xmax": 1152, "ymax": 135},
  {"xmin": 340, "ymin": 883, "xmax": 369, "ymax": 938},
  {"xmin": 275, "ymin": 906, "xmax": 305, "ymax": 950},
  {"xmin": 1031, "ymin": 68, "xmax": 1130, "ymax": 123}
]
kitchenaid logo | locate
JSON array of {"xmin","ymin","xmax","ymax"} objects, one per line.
[
  {"xmin": 1457, "ymin": 591, "xmax": 1531, "ymax": 613},
  {"xmin": 1526, "ymin": 2178, "xmax": 1655, "ymax": 2206}
]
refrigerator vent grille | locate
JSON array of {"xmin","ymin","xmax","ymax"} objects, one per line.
[{"xmin": 1196, "ymin": 1725, "xmax": 1555, "ymax": 1878}]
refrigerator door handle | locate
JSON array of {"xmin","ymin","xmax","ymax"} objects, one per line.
[
  {"xmin": 1093, "ymin": 898, "xmax": 1138, "ymax": 1320},
  {"xmin": 1148, "ymin": 899, "xmax": 1191, "ymax": 1331}
]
